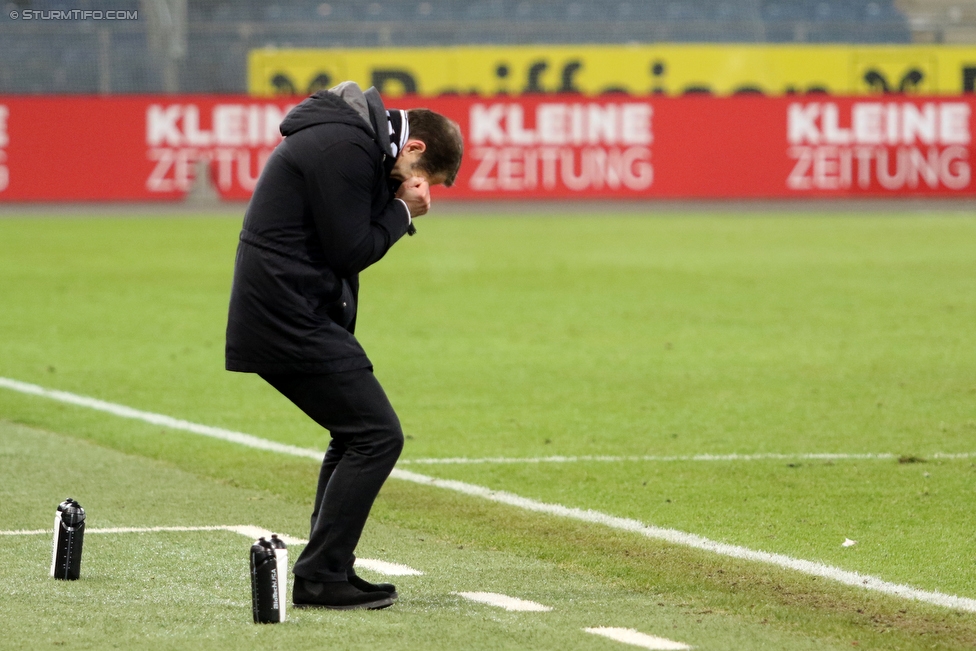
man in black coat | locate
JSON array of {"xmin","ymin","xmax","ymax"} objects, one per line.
[{"xmin": 226, "ymin": 81, "xmax": 463, "ymax": 610}]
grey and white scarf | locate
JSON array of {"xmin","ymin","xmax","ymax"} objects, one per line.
[{"xmin": 386, "ymin": 109, "xmax": 409, "ymax": 158}]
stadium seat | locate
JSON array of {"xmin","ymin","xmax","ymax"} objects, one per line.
[{"xmin": 0, "ymin": 0, "xmax": 920, "ymax": 93}]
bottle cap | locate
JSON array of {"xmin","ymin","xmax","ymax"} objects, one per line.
[
  {"xmin": 59, "ymin": 499, "xmax": 86, "ymax": 526},
  {"xmin": 269, "ymin": 534, "xmax": 287, "ymax": 549}
]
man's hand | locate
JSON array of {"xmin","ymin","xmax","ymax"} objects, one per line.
[{"xmin": 396, "ymin": 176, "xmax": 431, "ymax": 218}]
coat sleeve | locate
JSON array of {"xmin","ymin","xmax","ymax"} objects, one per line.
[{"xmin": 300, "ymin": 135, "xmax": 411, "ymax": 278}]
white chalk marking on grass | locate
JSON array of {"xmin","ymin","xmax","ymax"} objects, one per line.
[
  {"xmin": 1, "ymin": 528, "xmax": 62, "ymax": 535},
  {"xmin": 0, "ymin": 525, "xmax": 293, "ymax": 538},
  {"xmin": 400, "ymin": 451, "xmax": 974, "ymax": 465},
  {"xmin": 3, "ymin": 376, "xmax": 968, "ymax": 468},
  {"xmin": 392, "ymin": 468, "xmax": 976, "ymax": 614},
  {"xmin": 584, "ymin": 627, "xmax": 691, "ymax": 650},
  {"xmin": 224, "ymin": 525, "xmax": 308, "ymax": 546},
  {"xmin": 356, "ymin": 558, "xmax": 424, "ymax": 576},
  {"xmin": 0, "ymin": 377, "xmax": 324, "ymax": 461},
  {"xmin": 1, "ymin": 524, "xmax": 421, "ymax": 576},
  {"xmin": 454, "ymin": 591, "xmax": 552, "ymax": 612},
  {"xmin": 1, "ymin": 525, "xmax": 228, "ymax": 536},
  {"xmin": 3, "ymin": 376, "xmax": 975, "ymax": 613}
]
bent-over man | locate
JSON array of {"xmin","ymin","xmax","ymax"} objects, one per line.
[{"xmin": 226, "ymin": 81, "xmax": 463, "ymax": 610}]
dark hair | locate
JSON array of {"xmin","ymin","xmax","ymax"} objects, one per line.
[{"xmin": 406, "ymin": 109, "xmax": 464, "ymax": 187}]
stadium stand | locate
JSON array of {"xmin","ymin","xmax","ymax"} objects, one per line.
[{"xmin": 0, "ymin": 0, "xmax": 969, "ymax": 93}]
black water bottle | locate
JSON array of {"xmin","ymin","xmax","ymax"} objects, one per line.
[
  {"xmin": 50, "ymin": 498, "xmax": 85, "ymax": 580},
  {"xmin": 250, "ymin": 537, "xmax": 284, "ymax": 623},
  {"xmin": 269, "ymin": 534, "xmax": 288, "ymax": 621}
]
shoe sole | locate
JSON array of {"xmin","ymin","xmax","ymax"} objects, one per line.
[{"xmin": 293, "ymin": 595, "xmax": 395, "ymax": 611}]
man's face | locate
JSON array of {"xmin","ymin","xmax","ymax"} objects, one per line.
[{"xmin": 391, "ymin": 139, "xmax": 448, "ymax": 186}]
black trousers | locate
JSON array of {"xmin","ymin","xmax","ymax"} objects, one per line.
[{"xmin": 260, "ymin": 368, "xmax": 403, "ymax": 583}]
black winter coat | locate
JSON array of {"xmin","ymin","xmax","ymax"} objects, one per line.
[{"xmin": 225, "ymin": 88, "xmax": 410, "ymax": 374}]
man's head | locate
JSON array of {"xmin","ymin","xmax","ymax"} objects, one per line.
[{"xmin": 390, "ymin": 109, "xmax": 463, "ymax": 187}]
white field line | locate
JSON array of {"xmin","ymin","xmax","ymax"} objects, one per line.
[
  {"xmin": 2, "ymin": 376, "xmax": 975, "ymax": 612},
  {"xmin": 223, "ymin": 525, "xmax": 308, "ymax": 547},
  {"xmin": 454, "ymin": 591, "xmax": 552, "ymax": 612},
  {"xmin": 356, "ymin": 558, "xmax": 424, "ymax": 576},
  {"xmin": 0, "ymin": 377, "xmax": 323, "ymax": 461},
  {"xmin": 0, "ymin": 525, "xmax": 230, "ymax": 536},
  {"xmin": 0, "ymin": 524, "xmax": 306, "ymax": 542},
  {"xmin": 399, "ymin": 452, "xmax": 974, "ymax": 465},
  {"xmin": 0, "ymin": 523, "xmax": 422, "ymax": 576},
  {"xmin": 393, "ymin": 467, "xmax": 976, "ymax": 613},
  {"xmin": 584, "ymin": 627, "xmax": 692, "ymax": 650}
]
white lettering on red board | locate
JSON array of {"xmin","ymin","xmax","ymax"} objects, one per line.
[
  {"xmin": 470, "ymin": 146, "xmax": 652, "ymax": 191},
  {"xmin": 146, "ymin": 147, "xmax": 273, "ymax": 193},
  {"xmin": 145, "ymin": 103, "xmax": 291, "ymax": 194},
  {"xmin": 469, "ymin": 102, "xmax": 653, "ymax": 192},
  {"xmin": 0, "ymin": 105, "xmax": 8, "ymax": 149},
  {"xmin": 147, "ymin": 104, "xmax": 288, "ymax": 147},
  {"xmin": 0, "ymin": 105, "xmax": 8, "ymax": 192},
  {"xmin": 786, "ymin": 102, "xmax": 972, "ymax": 191}
]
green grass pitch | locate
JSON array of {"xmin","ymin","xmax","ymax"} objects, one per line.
[{"xmin": 0, "ymin": 210, "xmax": 974, "ymax": 650}]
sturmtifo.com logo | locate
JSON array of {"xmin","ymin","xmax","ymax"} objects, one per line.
[{"xmin": 8, "ymin": 9, "xmax": 138, "ymax": 20}]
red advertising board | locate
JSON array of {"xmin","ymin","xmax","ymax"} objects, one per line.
[
  {"xmin": 0, "ymin": 96, "xmax": 295, "ymax": 201},
  {"xmin": 0, "ymin": 95, "xmax": 973, "ymax": 201}
]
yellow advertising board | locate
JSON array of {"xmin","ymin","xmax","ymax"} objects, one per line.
[{"xmin": 249, "ymin": 44, "xmax": 976, "ymax": 98}]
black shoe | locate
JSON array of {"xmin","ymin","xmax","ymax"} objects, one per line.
[
  {"xmin": 293, "ymin": 576, "xmax": 394, "ymax": 611},
  {"xmin": 348, "ymin": 572, "xmax": 398, "ymax": 600}
]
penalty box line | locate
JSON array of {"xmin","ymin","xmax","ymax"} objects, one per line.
[
  {"xmin": 399, "ymin": 451, "xmax": 975, "ymax": 465},
  {"xmin": 0, "ymin": 523, "xmax": 422, "ymax": 576},
  {"xmin": 0, "ymin": 524, "xmax": 301, "ymax": 541},
  {"xmin": 2, "ymin": 375, "xmax": 975, "ymax": 614}
]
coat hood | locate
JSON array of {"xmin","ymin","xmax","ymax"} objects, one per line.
[
  {"xmin": 278, "ymin": 82, "xmax": 395, "ymax": 158},
  {"xmin": 278, "ymin": 85, "xmax": 369, "ymax": 137}
]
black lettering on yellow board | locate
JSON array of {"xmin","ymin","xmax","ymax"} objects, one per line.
[
  {"xmin": 493, "ymin": 63, "xmax": 511, "ymax": 95},
  {"xmin": 523, "ymin": 61, "xmax": 548, "ymax": 94},
  {"xmin": 862, "ymin": 68, "xmax": 926, "ymax": 93},
  {"xmin": 260, "ymin": 57, "xmax": 976, "ymax": 97},
  {"xmin": 371, "ymin": 70, "xmax": 418, "ymax": 95},
  {"xmin": 270, "ymin": 73, "xmax": 298, "ymax": 95},
  {"xmin": 899, "ymin": 70, "xmax": 924, "ymax": 92},
  {"xmin": 964, "ymin": 67, "xmax": 976, "ymax": 93},
  {"xmin": 559, "ymin": 60, "xmax": 583, "ymax": 93},
  {"xmin": 307, "ymin": 73, "xmax": 332, "ymax": 94},
  {"xmin": 264, "ymin": 72, "xmax": 833, "ymax": 97},
  {"xmin": 264, "ymin": 70, "xmax": 417, "ymax": 96},
  {"xmin": 264, "ymin": 67, "xmax": 836, "ymax": 97},
  {"xmin": 863, "ymin": 70, "xmax": 890, "ymax": 92},
  {"xmin": 851, "ymin": 53, "xmax": 935, "ymax": 95}
]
